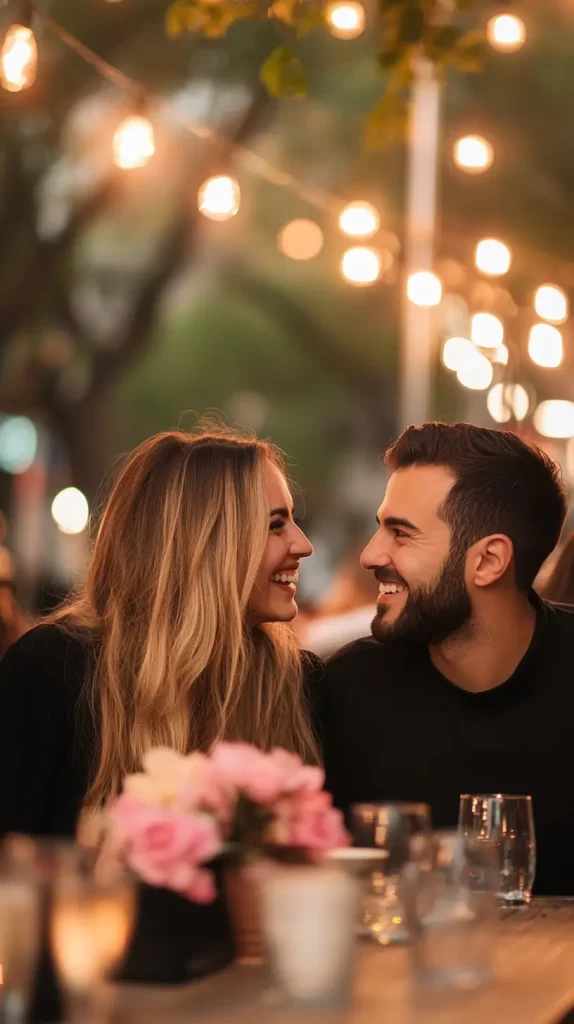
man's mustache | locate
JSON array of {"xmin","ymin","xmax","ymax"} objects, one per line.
[{"xmin": 374, "ymin": 569, "xmax": 408, "ymax": 587}]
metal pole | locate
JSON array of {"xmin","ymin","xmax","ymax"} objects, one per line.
[{"xmin": 398, "ymin": 58, "xmax": 442, "ymax": 429}]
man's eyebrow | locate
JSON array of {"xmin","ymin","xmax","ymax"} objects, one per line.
[{"xmin": 376, "ymin": 514, "xmax": 419, "ymax": 532}]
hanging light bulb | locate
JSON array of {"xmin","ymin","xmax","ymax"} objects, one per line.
[
  {"xmin": 453, "ymin": 135, "xmax": 494, "ymax": 175},
  {"xmin": 112, "ymin": 114, "xmax": 155, "ymax": 169},
  {"xmin": 278, "ymin": 219, "xmax": 324, "ymax": 261},
  {"xmin": 487, "ymin": 383, "xmax": 529, "ymax": 424},
  {"xmin": 1, "ymin": 23, "xmax": 38, "ymax": 93},
  {"xmin": 475, "ymin": 238, "xmax": 512, "ymax": 277},
  {"xmin": 471, "ymin": 312, "xmax": 504, "ymax": 349},
  {"xmin": 198, "ymin": 176, "xmax": 241, "ymax": 221},
  {"xmin": 528, "ymin": 323, "xmax": 563, "ymax": 368},
  {"xmin": 338, "ymin": 201, "xmax": 380, "ymax": 239},
  {"xmin": 534, "ymin": 400, "xmax": 574, "ymax": 439},
  {"xmin": 487, "ymin": 14, "xmax": 526, "ymax": 53},
  {"xmin": 407, "ymin": 271, "xmax": 442, "ymax": 307},
  {"xmin": 442, "ymin": 336, "xmax": 475, "ymax": 372},
  {"xmin": 341, "ymin": 247, "xmax": 381, "ymax": 286},
  {"xmin": 456, "ymin": 349, "xmax": 493, "ymax": 391},
  {"xmin": 534, "ymin": 285, "xmax": 568, "ymax": 324},
  {"xmin": 326, "ymin": 1, "xmax": 365, "ymax": 39}
]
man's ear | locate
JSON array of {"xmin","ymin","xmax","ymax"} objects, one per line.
[{"xmin": 468, "ymin": 534, "xmax": 513, "ymax": 588}]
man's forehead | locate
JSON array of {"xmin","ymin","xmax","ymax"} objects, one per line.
[{"xmin": 379, "ymin": 465, "xmax": 456, "ymax": 522}]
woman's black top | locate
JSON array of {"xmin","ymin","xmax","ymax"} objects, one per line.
[{"xmin": 0, "ymin": 624, "xmax": 324, "ymax": 838}]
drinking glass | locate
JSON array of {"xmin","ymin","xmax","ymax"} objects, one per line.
[
  {"xmin": 50, "ymin": 846, "xmax": 135, "ymax": 1024},
  {"xmin": 406, "ymin": 830, "xmax": 498, "ymax": 993},
  {"xmin": 0, "ymin": 837, "xmax": 41, "ymax": 1024},
  {"xmin": 350, "ymin": 802, "xmax": 432, "ymax": 945},
  {"xmin": 459, "ymin": 794, "xmax": 536, "ymax": 905},
  {"xmin": 259, "ymin": 864, "xmax": 360, "ymax": 1009}
]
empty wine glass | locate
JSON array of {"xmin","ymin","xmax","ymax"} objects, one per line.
[
  {"xmin": 50, "ymin": 846, "xmax": 135, "ymax": 1024},
  {"xmin": 459, "ymin": 794, "xmax": 536, "ymax": 905}
]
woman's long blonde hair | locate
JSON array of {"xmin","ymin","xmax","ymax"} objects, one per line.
[{"xmin": 51, "ymin": 429, "xmax": 319, "ymax": 808}]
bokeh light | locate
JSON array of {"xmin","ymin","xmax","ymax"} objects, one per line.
[
  {"xmin": 407, "ymin": 271, "xmax": 442, "ymax": 307},
  {"xmin": 338, "ymin": 201, "xmax": 380, "ymax": 239},
  {"xmin": 487, "ymin": 14, "xmax": 526, "ymax": 53},
  {"xmin": 491, "ymin": 344, "xmax": 509, "ymax": 365},
  {"xmin": 442, "ymin": 336, "xmax": 475, "ymax": 372},
  {"xmin": 471, "ymin": 312, "xmax": 504, "ymax": 348},
  {"xmin": 475, "ymin": 238, "xmax": 511, "ymax": 277},
  {"xmin": 112, "ymin": 115, "xmax": 155, "ymax": 169},
  {"xmin": 487, "ymin": 383, "xmax": 529, "ymax": 424},
  {"xmin": 528, "ymin": 323, "xmax": 563, "ymax": 368},
  {"xmin": 1, "ymin": 25, "xmax": 37, "ymax": 93},
  {"xmin": 453, "ymin": 135, "xmax": 494, "ymax": 174},
  {"xmin": 198, "ymin": 176, "xmax": 240, "ymax": 221},
  {"xmin": 456, "ymin": 349, "xmax": 493, "ymax": 390},
  {"xmin": 534, "ymin": 285, "xmax": 568, "ymax": 324},
  {"xmin": 278, "ymin": 219, "xmax": 324, "ymax": 261},
  {"xmin": 326, "ymin": 1, "xmax": 366, "ymax": 39},
  {"xmin": 0, "ymin": 417, "xmax": 37, "ymax": 474},
  {"xmin": 51, "ymin": 488, "xmax": 89, "ymax": 536},
  {"xmin": 341, "ymin": 247, "xmax": 381, "ymax": 285},
  {"xmin": 534, "ymin": 400, "xmax": 574, "ymax": 439}
]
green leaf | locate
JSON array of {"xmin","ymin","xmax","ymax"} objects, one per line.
[
  {"xmin": 260, "ymin": 46, "xmax": 307, "ymax": 98},
  {"xmin": 364, "ymin": 92, "xmax": 408, "ymax": 150}
]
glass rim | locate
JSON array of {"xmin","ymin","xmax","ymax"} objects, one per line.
[
  {"xmin": 351, "ymin": 801, "xmax": 430, "ymax": 814},
  {"xmin": 460, "ymin": 793, "xmax": 532, "ymax": 802}
]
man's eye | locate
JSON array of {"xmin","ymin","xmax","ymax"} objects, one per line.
[{"xmin": 393, "ymin": 529, "xmax": 409, "ymax": 539}]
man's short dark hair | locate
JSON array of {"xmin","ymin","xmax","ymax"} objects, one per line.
[{"xmin": 385, "ymin": 422, "xmax": 567, "ymax": 592}]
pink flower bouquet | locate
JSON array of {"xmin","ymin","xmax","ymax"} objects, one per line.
[{"xmin": 108, "ymin": 744, "xmax": 348, "ymax": 904}]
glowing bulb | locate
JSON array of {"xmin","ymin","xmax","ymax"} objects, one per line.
[
  {"xmin": 491, "ymin": 344, "xmax": 509, "ymax": 365},
  {"xmin": 1, "ymin": 25, "xmax": 38, "ymax": 93},
  {"xmin": 528, "ymin": 323, "xmax": 563, "ymax": 368},
  {"xmin": 51, "ymin": 487, "xmax": 89, "ymax": 536},
  {"xmin": 278, "ymin": 219, "xmax": 324, "ymax": 260},
  {"xmin": 112, "ymin": 115, "xmax": 155, "ymax": 169},
  {"xmin": 534, "ymin": 285, "xmax": 568, "ymax": 324},
  {"xmin": 456, "ymin": 349, "xmax": 493, "ymax": 391},
  {"xmin": 487, "ymin": 383, "xmax": 529, "ymax": 424},
  {"xmin": 326, "ymin": 1, "xmax": 365, "ymax": 39},
  {"xmin": 487, "ymin": 14, "xmax": 526, "ymax": 53},
  {"xmin": 442, "ymin": 336, "xmax": 475, "ymax": 372},
  {"xmin": 475, "ymin": 238, "xmax": 511, "ymax": 277},
  {"xmin": 453, "ymin": 135, "xmax": 494, "ymax": 174},
  {"xmin": 471, "ymin": 312, "xmax": 504, "ymax": 349},
  {"xmin": 338, "ymin": 202, "xmax": 380, "ymax": 239},
  {"xmin": 0, "ymin": 417, "xmax": 37, "ymax": 474},
  {"xmin": 534, "ymin": 400, "xmax": 574, "ymax": 439},
  {"xmin": 407, "ymin": 271, "xmax": 442, "ymax": 307},
  {"xmin": 198, "ymin": 176, "xmax": 240, "ymax": 221},
  {"xmin": 341, "ymin": 247, "xmax": 381, "ymax": 285}
]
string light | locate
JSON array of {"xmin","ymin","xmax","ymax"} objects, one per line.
[
  {"xmin": 198, "ymin": 175, "xmax": 240, "ymax": 221},
  {"xmin": 442, "ymin": 336, "xmax": 475, "ymax": 372},
  {"xmin": 112, "ymin": 114, "xmax": 155, "ymax": 169},
  {"xmin": 407, "ymin": 272, "xmax": 442, "ymax": 307},
  {"xmin": 453, "ymin": 136, "xmax": 494, "ymax": 174},
  {"xmin": 528, "ymin": 323, "xmax": 563, "ymax": 368},
  {"xmin": 456, "ymin": 349, "xmax": 493, "ymax": 390},
  {"xmin": 0, "ymin": 416, "xmax": 37, "ymax": 474},
  {"xmin": 492, "ymin": 344, "xmax": 509, "ymax": 365},
  {"xmin": 534, "ymin": 400, "xmax": 574, "ymax": 439},
  {"xmin": 475, "ymin": 238, "xmax": 511, "ymax": 277},
  {"xmin": 278, "ymin": 219, "xmax": 324, "ymax": 260},
  {"xmin": 1, "ymin": 23, "xmax": 38, "ymax": 93},
  {"xmin": 338, "ymin": 202, "xmax": 380, "ymax": 239},
  {"xmin": 51, "ymin": 487, "xmax": 89, "ymax": 535},
  {"xmin": 487, "ymin": 383, "xmax": 529, "ymax": 423},
  {"xmin": 534, "ymin": 285, "xmax": 568, "ymax": 324},
  {"xmin": 326, "ymin": 2, "xmax": 365, "ymax": 39},
  {"xmin": 471, "ymin": 312, "xmax": 504, "ymax": 348},
  {"xmin": 487, "ymin": 14, "xmax": 526, "ymax": 53},
  {"xmin": 341, "ymin": 247, "xmax": 381, "ymax": 285}
]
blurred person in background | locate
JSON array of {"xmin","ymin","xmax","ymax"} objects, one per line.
[
  {"xmin": 321, "ymin": 422, "xmax": 574, "ymax": 895},
  {"xmin": 0, "ymin": 427, "xmax": 320, "ymax": 837},
  {"xmin": 541, "ymin": 531, "xmax": 574, "ymax": 605},
  {"xmin": 299, "ymin": 539, "xmax": 379, "ymax": 658}
]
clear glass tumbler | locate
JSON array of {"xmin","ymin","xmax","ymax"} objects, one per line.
[
  {"xmin": 350, "ymin": 802, "xmax": 432, "ymax": 945},
  {"xmin": 0, "ymin": 837, "xmax": 41, "ymax": 1024},
  {"xmin": 459, "ymin": 794, "xmax": 536, "ymax": 905},
  {"xmin": 406, "ymin": 830, "xmax": 498, "ymax": 993}
]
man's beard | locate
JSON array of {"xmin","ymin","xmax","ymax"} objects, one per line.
[{"xmin": 371, "ymin": 545, "xmax": 472, "ymax": 646}]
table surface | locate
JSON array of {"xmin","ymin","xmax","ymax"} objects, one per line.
[{"xmin": 113, "ymin": 899, "xmax": 574, "ymax": 1024}]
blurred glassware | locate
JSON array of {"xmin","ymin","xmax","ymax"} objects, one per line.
[
  {"xmin": 260, "ymin": 864, "xmax": 359, "ymax": 1009},
  {"xmin": 350, "ymin": 803, "xmax": 431, "ymax": 945},
  {"xmin": 0, "ymin": 837, "xmax": 41, "ymax": 1024},
  {"xmin": 459, "ymin": 794, "xmax": 536, "ymax": 905},
  {"xmin": 406, "ymin": 830, "xmax": 498, "ymax": 993},
  {"xmin": 50, "ymin": 846, "xmax": 135, "ymax": 1024}
]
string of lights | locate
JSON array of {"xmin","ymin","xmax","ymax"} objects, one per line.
[{"xmin": 2, "ymin": 0, "xmax": 574, "ymax": 439}]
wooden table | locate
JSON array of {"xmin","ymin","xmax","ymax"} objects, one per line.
[{"xmin": 113, "ymin": 899, "xmax": 574, "ymax": 1024}]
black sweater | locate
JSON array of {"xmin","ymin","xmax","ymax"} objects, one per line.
[
  {"xmin": 321, "ymin": 596, "xmax": 574, "ymax": 896},
  {"xmin": 0, "ymin": 624, "xmax": 323, "ymax": 838}
]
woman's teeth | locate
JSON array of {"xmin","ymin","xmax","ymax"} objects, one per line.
[
  {"xmin": 378, "ymin": 582, "xmax": 406, "ymax": 595},
  {"xmin": 270, "ymin": 572, "xmax": 298, "ymax": 585}
]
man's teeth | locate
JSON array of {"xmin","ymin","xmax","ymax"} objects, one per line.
[
  {"xmin": 270, "ymin": 572, "xmax": 298, "ymax": 585},
  {"xmin": 378, "ymin": 582, "xmax": 406, "ymax": 595}
]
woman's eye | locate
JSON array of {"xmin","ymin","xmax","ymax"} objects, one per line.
[{"xmin": 270, "ymin": 520, "xmax": 286, "ymax": 532}]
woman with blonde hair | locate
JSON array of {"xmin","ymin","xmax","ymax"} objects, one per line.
[{"xmin": 0, "ymin": 428, "xmax": 319, "ymax": 837}]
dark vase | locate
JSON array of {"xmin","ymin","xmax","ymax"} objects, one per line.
[{"xmin": 116, "ymin": 871, "xmax": 235, "ymax": 985}]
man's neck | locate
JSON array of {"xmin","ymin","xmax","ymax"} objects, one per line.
[{"xmin": 428, "ymin": 592, "xmax": 537, "ymax": 693}]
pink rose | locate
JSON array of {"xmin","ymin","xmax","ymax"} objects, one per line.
[
  {"xmin": 110, "ymin": 795, "xmax": 222, "ymax": 902},
  {"xmin": 210, "ymin": 743, "xmax": 325, "ymax": 806},
  {"xmin": 271, "ymin": 791, "xmax": 349, "ymax": 854}
]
